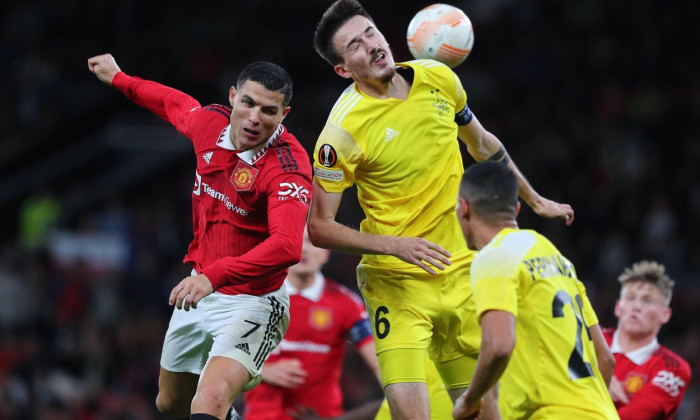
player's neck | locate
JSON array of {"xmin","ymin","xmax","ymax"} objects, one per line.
[
  {"xmin": 475, "ymin": 221, "xmax": 518, "ymax": 250},
  {"xmin": 617, "ymin": 331, "xmax": 657, "ymax": 353},
  {"xmin": 356, "ymin": 72, "xmax": 410, "ymax": 100},
  {"xmin": 287, "ymin": 272, "xmax": 316, "ymax": 291}
]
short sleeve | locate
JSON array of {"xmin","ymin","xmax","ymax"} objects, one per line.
[
  {"xmin": 312, "ymin": 122, "xmax": 364, "ymax": 193},
  {"xmin": 451, "ymin": 69, "xmax": 467, "ymax": 111}
]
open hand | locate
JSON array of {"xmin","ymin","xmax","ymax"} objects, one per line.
[
  {"xmin": 262, "ymin": 359, "xmax": 308, "ymax": 388},
  {"xmin": 390, "ymin": 236, "xmax": 452, "ymax": 275}
]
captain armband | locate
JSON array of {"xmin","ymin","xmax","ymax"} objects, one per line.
[
  {"xmin": 349, "ymin": 318, "xmax": 373, "ymax": 345},
  {"xmin": 454, "ymin": 103, "xmax": 474, "ymax": 126},
  {"xmin": 487, "ymin": 146, "xmax": 511, "ymax": 165}
]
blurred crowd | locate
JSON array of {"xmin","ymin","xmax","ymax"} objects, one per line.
[{"xmin": 1, "ymin": 0, "xmax": 698, "ymax": 418}]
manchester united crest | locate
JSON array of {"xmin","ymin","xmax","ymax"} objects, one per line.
[
  {"xmin": 309, "ymin": 307, "xmax": 333, "ymax": 331},
  {"xmin": 231, "ymin": 161, "xmax": 258, "ymax": 191},
  {"xmin": 624, "ymin": 372, "xmax": 648, "ymax": 395}
]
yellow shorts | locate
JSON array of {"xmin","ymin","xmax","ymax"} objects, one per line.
[
  {"xmin": 510, "ymin": 405, "xmax": 620, "ymax": 420},
  {"xmin": 358, "ymin": 252, "xmax": 480, "ymax": 387}
]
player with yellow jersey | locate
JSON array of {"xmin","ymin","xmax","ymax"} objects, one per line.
[
  {"xmin": 314, "ymin": 56, "xmax": 483, "ymax": 382},
  {"xmin": 454, "ymin": 161, "xmax": 618, "ymax": 420},
  {"xmin": 310, "ymin": 1, "xmax": 574, "ymax": 419}
]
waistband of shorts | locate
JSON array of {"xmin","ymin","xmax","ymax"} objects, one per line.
[{"xmin": 360, "ymin": 248, "xmax": 475, "ymax": 269}]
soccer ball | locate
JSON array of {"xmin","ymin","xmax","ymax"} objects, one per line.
[{"xmin": 406, "ymin": 4, "xmax": 474, "ymax": 68}]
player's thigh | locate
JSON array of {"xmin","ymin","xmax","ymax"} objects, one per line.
[
  {"xmin": 160, "ymin": 299, "xmax": 213, "ymax": 375},
  {"xmin": 156, "ymin": 367, "xmax": 199, "ymax": 412},
  {"xmin": 205, "ymin": 288, "xmax": 290, "ymax": 392},
  {"xmin": 384, "ymin": 381, "xmax": 430, "ymax": 420},
  {"xmin": 425, "ymin": 358, "xmax": 454, "ymax": 418},
  {"xmin": 433, "ymin": 351, "xmax": 478, "ymax": 391},
  {"xmin": 358, "ymin": 264, "xmax": 440, "ymax": 354},
  {"xmin": 193, "ymin": 356, "xmax": 250, "ymax": 409},
  {"xmin": 429, "ymin": 255, "xmax": 481, "ymax": 363},
  {"xmin": 377, "ymin": 348, "xmax": 428, "ymax": 387}
]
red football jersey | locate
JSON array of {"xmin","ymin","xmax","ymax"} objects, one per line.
[
  {"xmin": 112, "ymin": 73, "xmax": 312, "ymax": 295},
  {"xmin": 243, "ymin": 275, "xmax": 374, "ymax": 420},
  {"xmin": 603, "ymin": 328, "xmax": 691, "ymax": 420}
]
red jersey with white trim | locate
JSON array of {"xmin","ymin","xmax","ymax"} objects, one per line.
[
  {"xmin": 603, "ymin": 328, "xmax": 691, "ymax": 420},
  {"xmin": 112, "ymin": 72, "xmax": 312, "ymax": 295},
  {"xmin": 243, "ymin": 276, "xmax": 373, "ymax": 420}
]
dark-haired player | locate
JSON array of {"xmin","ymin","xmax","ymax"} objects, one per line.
[{"xmin": 88, "ymin": 53, "xmax": 312, "ymax": 420}]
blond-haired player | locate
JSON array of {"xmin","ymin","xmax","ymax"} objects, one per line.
[{"xmin": 603, "ymin": 261, "xmax": 691, "ymax": 420}]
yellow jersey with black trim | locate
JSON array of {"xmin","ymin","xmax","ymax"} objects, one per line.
[
  {"xmin": 471, "ymin": 228, "xmax": 618, "ymax": 419},
  {"xmin": 313, "ymin": 59, "xmax": 470, "ymax": 266}
]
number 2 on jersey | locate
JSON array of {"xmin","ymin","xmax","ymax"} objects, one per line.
[{"xmin": 551, "ymin": 290, "xmax": 595, "ymax": 380}]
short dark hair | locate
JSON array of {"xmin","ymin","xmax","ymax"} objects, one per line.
[
  {"xmin": 313, "ymin": 0, "xmax": 373, "ymax": 65},
  {"xmin": 236, "ymin": 61, "xmax": 293, "ymax": 107},
  {"xmin": 460, "ymin": 162, "xmax": 518, "ymax": 220}
]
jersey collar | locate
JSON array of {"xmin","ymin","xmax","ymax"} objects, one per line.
[
  {"xmin": 285, "ymin": 272, "xmax": 325, "ymax": 302},
  {"xmin": 216, "ymin": 124, "xmax": 283, "ymax": 165},
  {"xmin": 610, "ymin": 329, "xmax": 660, "ymax": 365}
]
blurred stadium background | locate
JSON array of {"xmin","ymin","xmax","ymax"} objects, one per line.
[{"xmin": 1, "ymin": 0, "xmax": 698, "ymax": 418}]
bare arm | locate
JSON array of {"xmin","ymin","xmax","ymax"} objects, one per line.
[
  {"xmin": 457, "ymin": 115, "xmax": 574, "ymax": 225},
  {"xmin": 307, "ymin": 181, "xmax": 451, "ymax": 274},
  {"xmin": 357, "ymin": 340, "xmax": 382, "ymax": 385},
  {"xmin": 589, "ymin": 324, "xmax": 615, "ymax": 387},
  {"xmin": 453, "ymin": 310, "xmax": 515, "ymax": 420}
]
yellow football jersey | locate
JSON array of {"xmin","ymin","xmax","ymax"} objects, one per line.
[
  {"xmin": 313, "ymin": 59, "xmax": 470, "ymax": 266},
  {"xmin": 471, "ymin": 228, "xmax": 618, "ymax": 419}
]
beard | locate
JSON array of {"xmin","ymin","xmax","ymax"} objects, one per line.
[{"xmin": 378, "ymin": 65, "xmax": 396, "ymax": 84}]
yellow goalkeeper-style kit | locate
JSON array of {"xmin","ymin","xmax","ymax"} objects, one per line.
[
  {"xmin": 313, "ymin": 59, "xmax": 479, "ymax": 387},
  {"xmin": 471, "ymin": 228, "xmax": 618, "ymax": 419}
]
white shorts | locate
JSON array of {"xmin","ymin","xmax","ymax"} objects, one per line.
[{"xmin": 160, "ymin": 285, "xmax": 290, "ymax": 391}]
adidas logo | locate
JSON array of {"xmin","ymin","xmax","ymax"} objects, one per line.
[
  {"xmin": 384, "ymin": 127, "xmax": 399, "ymax": 142},
  {"xmin": 203, "ymin": 151, "xmax": 213, "ymax": 164},
  {"xmin": 235, "ymin": 343, "xmax": 250, "ymax": 355}
]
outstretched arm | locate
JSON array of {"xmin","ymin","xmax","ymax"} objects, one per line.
[
  {"xmin": 307, "ymin": 181, "xmax": 452, "ymax": 274},
  {"xmin": 458, "ymin": 115, "xmax": 574, "ymax": 225},
  {"xmin": 87, "ymin": 53, "xmax": 201, "ymax": 134}
]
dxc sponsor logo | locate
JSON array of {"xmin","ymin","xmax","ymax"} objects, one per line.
[
  {"xmin": 652, "ymin": 370, "xmax": 686, "ymax": 397},
  {"xmin": 278, "ymin": 182, "xmax": 309, "ymax": 204}
]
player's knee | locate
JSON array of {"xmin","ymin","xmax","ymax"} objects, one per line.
[
  {"xmin": 193, "ymin": 383, "xmax": 230, "ymax": 413},
  {"xmin": 155, "ymin": 391, "xmax": 188, "ymax": 418}
]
